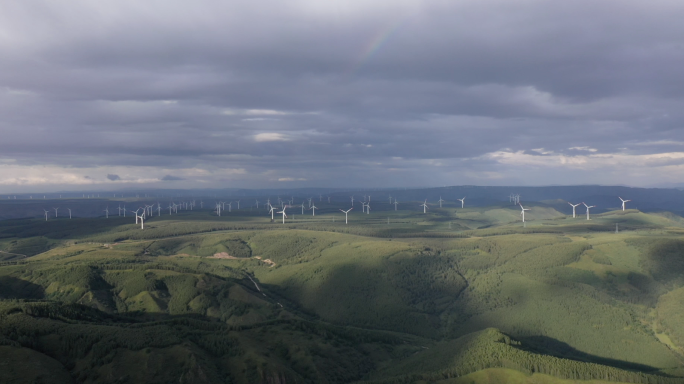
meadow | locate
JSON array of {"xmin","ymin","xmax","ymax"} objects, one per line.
[{"xmin": 0, "ymin": 199, "xmax": 684, "ymax": 383}]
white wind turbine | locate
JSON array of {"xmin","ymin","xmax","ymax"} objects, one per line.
[
  {"xmin": 619, "ymin": 197, "xmax": 631, "ymax": 211},
  {"xmin": 457, "ymin": 197, "xmax": 466, "ymax": 208},
  {"xmin": 519, "ymin": 203, "xmax": 530, "ymax": 222},
  {"xmin": 268, "ymin": 204, "xmax": 276, "ymax": 221},
  {"xmin": 310, "ymin": 203, "xmax": 317, "ymax": 216},
  {"xmin": 388, "ymin": 195, "xmax": 392, "ymax": 204},
  {"xmin": 301, "ymin": 202, "xmax": 306, "ymax": 215},
  {"xmin": 277, "ymin": 206, "xmax": 288, "ymax": 224},
  {"xmin": 583, "ymin": 202, "xmax": 595, "ymax": 220},
  {"xmin": 255, "ymin": 200, "xmax": 260, "ymax": 209},
  {"xmin": 157, "ymin": 204, "xmax": 161, "ymax": 216},
  {"xmin": 53, "ymin": 207, "xmax": 59, "ymax": 218},
  {"xmin": 393, "ymin": 199, "xmax": 399, "ymax": 211},
  {"xmin": 340, "ymin": 207, "xmax": 353, "ymax": 224},
  {"xmin": 236, "ymin": 200, "xmax": 240, "ymax": 210},
  {"xmin": 117, "ymin": 206, "xmax": 122, "ymax": 216},
  {"xmin": 133, "ymin": 208, "xmax": 142, "ymax": 224},
  {"xmin": 366, "ymin": 203, "xmax": 371, "ymax": 214},
  {"xmin": 137, "ymin": 210, "xmax": 145, "ymax": 229},
  {"xmin": 361, "ymin": 202, "xmax": 367, "ymax": 213},
  {"xmin": 438, "ymin": 196, "xmax": 444, "ymax": 208},
  {"xmin": 350, "ymin": 196, "xmax": 355, "ymax": 206},
  {"xmin": 104, "ymin": 207, "xmax": 109, "ymax": 219},
  {"xmin": 43, "ymin": 209, "xmax": 49, "ymax": 221},
  {"xmin": 568, "ymin": 202, "xmax": 581, "ymax": 218},
  {"xmin": 421, "ymin": 200, "xmax": 429, "ymax": 213}
]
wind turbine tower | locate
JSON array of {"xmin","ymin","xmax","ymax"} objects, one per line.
[
  {"xmin": 583, "ymin": 203, "xmax": 595, "ymax": 220},
  {"xmin": 568, "ymin": 202, "xmax": 581, "ymax": 218},
  {"xmin": 457, "ymin": 197, "xmax": 466, "ymax": 208},
  {"xmin": 619, "ymin": 197, "xmax": 631, "ymax": 211},
  {"xmin": 519, "ymin": 203, "xmax": 530, "ymax": 223},
  {"xmin": 438, "ymin": 197, "xmax": 444, "ymax": 208},
  {"xmin": 421, "ymin": 200, "xmax": 429, "ymax": 214},
  {"xmin": 277, "ymin": 207, "xmax": 288, "ymax": 224},
  {"xmin": 340, "ymin": 208, "xmax": 353, "ymax": 224}
]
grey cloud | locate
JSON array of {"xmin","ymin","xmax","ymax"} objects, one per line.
[
  {"xmin": 161, "ymin": 175, "xmax": 184, "ymax": 181},
  {"xmin": 106, "ymin": 174, "xmax": 121, "ymax": 181},
  {"xmin": 2, "ymin": 1, "xmax": 684, "ymax": 189}
]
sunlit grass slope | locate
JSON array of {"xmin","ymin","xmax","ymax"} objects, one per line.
[{"xmin": 0, "ymin": 206, "xmax": 683, "ymax": 382}]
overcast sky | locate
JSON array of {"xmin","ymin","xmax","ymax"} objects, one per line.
[{"xmin": 2, "ymin": 0, "xmax": 684, "ymax": 192}]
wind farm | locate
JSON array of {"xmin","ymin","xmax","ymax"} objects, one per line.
[{"xmin": 1, "ymin": 185, "xmax": 684, "ymax": 384}]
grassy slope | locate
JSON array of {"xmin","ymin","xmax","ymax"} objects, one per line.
[{"xmin": 0, "ymin": 206, "xmax": 683, "ymax": 382}]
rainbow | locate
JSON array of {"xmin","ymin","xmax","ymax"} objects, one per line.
[{"xmin": 345, "ymin": 18, "xmax": 406, "ymax": 77}]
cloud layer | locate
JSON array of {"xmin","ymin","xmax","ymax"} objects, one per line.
[{"xmin": 2, "ymin": 0, "xmax": 684, "ymax": 191}]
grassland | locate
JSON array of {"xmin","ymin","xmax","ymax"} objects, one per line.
[{"xmin": 0, "ymin": 202, "xmax": 684, "ymax": 383}]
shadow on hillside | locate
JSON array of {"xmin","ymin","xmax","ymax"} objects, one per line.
[
  {"xmin": 0, "ymin": 276, "xmax": 44, "ymax": 299},
  {"xmin": 518, "ymin": 335, "xmax": 665, "ymax": 374}
]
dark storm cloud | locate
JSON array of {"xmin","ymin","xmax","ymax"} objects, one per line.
[{"xmin": 2, "ymin": 0, "xmax": 684, "ymax": 190}]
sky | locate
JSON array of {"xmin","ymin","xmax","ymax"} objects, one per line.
[{"xmin": 2, "ymin": 0, "xmax": 684, "ymax": 192}]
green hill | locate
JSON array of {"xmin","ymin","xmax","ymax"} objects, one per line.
[{"xmin": 0, "ymin": 207, "xmax": 684, "ymax": 382}]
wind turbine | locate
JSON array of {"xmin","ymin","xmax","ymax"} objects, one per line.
[
  {"xmin": 457, "ymin": 197, "xmax": 466, "ymax": 208},
  {"xmin": 53, "ymin": 207, "xmax": 59, "ymax": 218},
  {"xmin": 393, "ymin": 199, "xmax": 399, "ymax": 211},
  {"xmin": 519, "ymin": 203, "xmax": 530, "ymax": 222},
  {"xmin": 388, "ymin": 195, "xmax": 392, "ymax": 204},
  {"xmin": 268, "ymin": 204, "xmax": 276, "ymax": 222},
  {"xmin": 236, "ymin": 200, "xmax": 240, "ymax": 210},
  {"xmin": 310, "ymin": 203, "xmax": 318, "ymax": 216},
  {"xmin": 366, "ymin": 203, "xmax": 370, "ymax": 214},
  {"xmin": 137, "ymin": 210, "xmax": 145, "ymax": 229},
  {"xmin": 350, "ymin": 196, "xmax": 355, "ymax": 206},
  {"xmin": 133, "ymin": 208, "xmax": 142, "ymax": 224},
  {"xmin": 438, "ymin": 196, "xmax": 444, "ymax": 208},
  {"xmin": 568, "ymin": 202, "xmax": 581, "ymax": 218},
  {"xmin": 340, "ymin": 208, "xmax": 353, "ymax": 224},
  {"xmin": 277, "ymin": 206, "xmax": 288, "ymax": 224},
  {"xmin": 361, "ymin": 202, "xmax": 367, "ymax": 213},
  {"xmin": 421, "ymin": 200, "xmax": 429, "ymax": 214},
  {"xmin": 583, "ymin": 203, "xmax": 595, "ymax": 220},
  {"xmin": 255, "ymin": 200, "xmax": 260, "ymax": 209},
  {"xmin": 301, "ymin": 202, "xmax": 306, "ymax": 215},
  {"xmin": 104, "ymin": 207, "xmax": 109, "ymax": 219},
  {"xmin": 43, "ymin": 209, "xmax": 49, "ymax": 221},
  {"xmin": 619, "ymin": 197, "xmax": 631, "ymax": 211}
]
